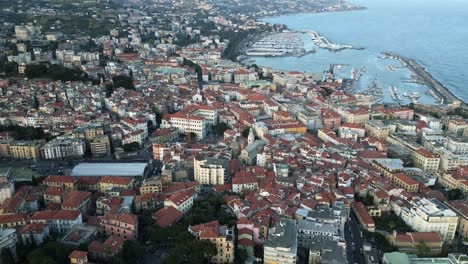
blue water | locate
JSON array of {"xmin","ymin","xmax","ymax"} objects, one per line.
[{"xmin": 253, "ymin": 0, "xmax": 468, "ymax": 104}]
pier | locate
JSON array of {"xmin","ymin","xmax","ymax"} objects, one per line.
[
  {"xmin": 383, "ymin": 52, "xmax": 466, "ymax": 108},
  {"xmin": 305, "ymin": 31, "xmax": 364, "ymax": 52}
]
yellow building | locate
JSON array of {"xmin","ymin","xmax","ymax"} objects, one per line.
[
  {"xmin": 413, "ymin": 148, "xmax": 440, "ymax": 173},
  {"xmin": 139, "ymin": 177, "xmax": 163, "ymax": 195},
  {"xmin": 445, "ymin": 200, "xmax": 468, "ymax": 240},
  {"xmin": 365, "ymin": 120, "xmax": 390, "ymax": 140},
  {"xmin": 8, "ymin": 140, "xmax": 44, "ymax": 160},
  {"xmin": 68, "ymin": 250, "xmax": 88, "ymax": 264},
  {"xmin": 392, "ymin": 173, "xmax": 419, "ymax": 192},
  {"xmin": 98, "ymin": 176, "xmax": 134, "ymax": 193},
  {"xmin": 439, "ymin": 167, "xmax": 468, "ymax": 194},
  {"xmin": 189, "ymin": 221, "xmax": 235, "ymax": 264}
]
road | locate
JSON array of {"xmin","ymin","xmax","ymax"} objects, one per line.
[{"xmin": 345, "ymin": 212, "xmax": 366, "ymax": 264}]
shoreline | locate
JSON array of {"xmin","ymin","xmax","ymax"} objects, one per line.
[
  {"xmin": 255, "ymin": 6, "xmax": 367, "ymax": 20},
  {"xmin": 383, "ymin": 52, "xmax": 467, "ymax": 107}
]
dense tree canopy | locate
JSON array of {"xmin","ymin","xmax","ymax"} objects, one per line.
[
  {"xmin": 0, "ymin": 125, "xmax": 49, "ymax": 140},
  {"xmin": 123, "ymin": 142, "xmax": 139, "ymax": 152}
]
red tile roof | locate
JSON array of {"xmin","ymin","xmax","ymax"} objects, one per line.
[{"xmin": 153, "ymin": 206, "xmax": 183, "ymax": 228}]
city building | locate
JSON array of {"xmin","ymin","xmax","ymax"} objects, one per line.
[
  {"xmin": 101, "ymin": 211, "xmax": 138, "ymax": 240},
  {"xmin": 71, "ymin": 162, "xmax": 151, "ymax": 178},
  {"xmin": 389, "ymin": 231, "xmax": 443, "ymax": 255},
  {"xmin": 445, "ymin": 200, "xmax": 468, "ymax": 240},
  {"xmin": 413, "ymin": 148, "xmax": 440, "ymax": 174},
  {"xmin": 43, "ymin": 175, "xmax": 75, "ymax": 190},
  {"xmin": 194, "ymin": 156, "xmax": 229, "ymax": 185},
  {"xmin": 264, "ymin": 218, "xmax": 298, "ymax": 264},
  {"xmin": 0, "ymin": 228, "xmax": 17, "ymax": 260},
  {"xmin": 20, "ymin": 223, "xmax": 50, "ymax": 245},
  {"xmin": 400, "ymin": 198, "xmax": 458, "ymax": 242},
  {"xmin": 98, "ymin": 176, "xmax": 134, "ymax": 193},
  {"xmin": 149, "ymin": 128, "xmax": 179, "ymax": 144},
  {"xmin": 40, "ymin": 138, "xmax": 86, "ymax": 160},
  {"xmin": 383, "ymin": 252, "xmax": 468, "ymax": 264},
  {"xmin": 139, "ymin": 177, "xmax": 163, "ymax": 194},
  {"xmin": 30, "ymin": 210, "xmax": 83, "ymax": 234},
  {"xmin": 164, "ymin": 189, "xmax": 195, "ymax": 214},
  {"xmin": 8, "ymin": 140, "xmax": 44, "ymax": 160},
  {"xmin": 69, "ymin": 250, "xmax": 89, "ymax": 264},
  {"xmin": 88, "ymin": 235, "xmax": 125, "ymax": 260},
  {"xmin": 89, "ymin": 135, "xmax": 111, "ymax": 157},
  {"xmin": 189, "ymin": 221, "xmax": 235, "ymax": 264},
  {"xmin": 352, "ymin": 201, "xmax": 376, "ymax": 232}
]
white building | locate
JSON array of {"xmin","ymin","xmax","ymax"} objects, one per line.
[
  {"xmin": 30, "ymin": 210, "xmax": 83, "ymax": 234},
  {"xmin": 161, "ymin": 113, "xmax": 209, "ymax": 140},
  {"xmin": 264, "ymin": 218, "xmax": 298, "ymax": 264},
  {"xmin": 0, "ymin": 228, "xmax": 17, "ymax": 259},
  {"xmin": 194, "ymin": 157, "xmax": 229, "ymax": 185},
  {"xmin": 40, "ymin": 138, "xmax": 85, "ymax": 160},
  {"xmin": 400, "ymin": 198, "xmax": 458, "ymax": 242},
  {"xmin": 0, "ymin": 179, "xmax": 15, "ymax": 206}
]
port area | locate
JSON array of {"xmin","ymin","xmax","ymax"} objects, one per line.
[
  {"xmin": 304, "ymin": 30, "xmax": 365, "ymax": 52},
  {"xmin": 245, "ymin": 32, "xmax": 315, "ymax": 57},
  {"xmin": 382, "ymin": 52, "xmax": 466, "ymax": 108}
]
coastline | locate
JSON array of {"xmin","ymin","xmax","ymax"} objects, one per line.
[
  {"xmin": 383, "ymin": 52, "xmax": 467, "ymax": 107},
  {"xmin": 255, "ymin": 6, "xmax": 367, "ymax": 20}
]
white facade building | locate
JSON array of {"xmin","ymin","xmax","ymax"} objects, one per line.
[{"xmin": 400, "ymin": 198, "xmax": 458, "ymax": 242}]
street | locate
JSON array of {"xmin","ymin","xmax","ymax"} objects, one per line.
[{"xmin": 345, "ymin": 213, "xmax": 366, "ymax": 264}]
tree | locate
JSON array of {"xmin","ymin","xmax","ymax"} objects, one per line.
[
  {"xmin": 214, "ymin": 122, "xmax": 230, "ymax": 136},
  {"xmin": 123, "ymin": 142, "xmax": 139, "ymax": 152},
  {"xmin": 235, "ymin": 248, "xmax": 248, "ymax": 264},
  {"xmin": 1, "ymin": 61, "xmax": 19, "ymax": 77},
  {"xmin": 120, "ymin": 240, "xmax": 145, "ymax": 263},
  {"xmin": 448, "ymin": 189, "xmax": 463, "ymax": 200},
  {"xmin": 0, "ymin": 248, "xmax": 15, "ymax": 264},
  {"xmin": 187, "ymin": 132, "xmax": 197, "ymax": 144},
  {"xmin": 25, "ymin": 64, "xmax": 48, "ymax": 78},
  {"xmin": 162, "ymin": 239, "xmax": 216, "ymax": 264},
  {"xmin": 416, "ymin": 241, "xmax": 431, "ymax": 257},
  {"xmin": 112, "ymin": 74, "xmax": 134, "ymax": 90},
  {"xmin": 242, "ymin": 127, "xmax": 251, "ymax": 138}
]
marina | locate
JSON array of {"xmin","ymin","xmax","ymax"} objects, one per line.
[
  {"xmin": 246, "ymin": 32, "xmax": 310, "ymax": 57},
  {"xmin": 305, "ymin": 31, "xmax": 365, "ymax": 52}
]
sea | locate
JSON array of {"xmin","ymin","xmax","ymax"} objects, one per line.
[{"xmin": 252, "ymin": 0, "xmax": 468, "ymax": 104}]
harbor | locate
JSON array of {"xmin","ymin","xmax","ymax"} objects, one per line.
[
  {"xmin": 305, "ymin": 31, "xmax": 365, "ymax": 52},
  {"xmin": 245, "ymin": 32, "xmax": 314, "ymax": 57},
  {"xmin": 383, "ymin": 52, "xmax": 465, "ymax": 107}
]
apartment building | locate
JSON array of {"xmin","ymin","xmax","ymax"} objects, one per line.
[
  {"xmin": 164, "ymin": 189, "xmax": 195, "ymax": 214},
  {"xmin": 445, "ymin": 200, "xmax": 468, "ymax": 240},
  {"xmin": 139, "ymin": 177, "xmax": 163, "ymax": 195},
  {"xmin": 8, "ymin": 140, "xmax": 44, "ymax": 160},
  {"xmin": 194, "ymin": 157, "xmax": 229, "ymax": 185},
  {"xmin": 98, "ymin": 176, "xmax": 134, "ymax": 193},
  {"xmin": 89, "ymin": 135, "xmax": 111, "ymax": 157},
  {"xmin": 400, "ymin": 198, "xmax": 458, "ymax": 242},
  {"xmin": 264, "ymin": 218, "xmax": 298, "ymax": 264},
  {"xmin": 413, "ymin": 148, "xmax": 440, "ymax": 173},
  {"xmin": 161, "ymin": 104, "xmax": 216, "ymax": 139},
  {"xmin": 43, "ymin": 175, "xmax": 75, "ymax": 190},
  {"xmin": 189, "ymin": 221, "xmax": 235, "ymax": 264},
  {"xmin": 101, "ymin": 212, "xmax": 138, "ymax": 240},
  {"xmin": 30, "ymin": 210, "xmax": 82, "ymax": 234},
  {"xmin": 40, "ymin": 138, "xmax": 86, "ymax": 160},
  {"xmin": 352, "ymin": 202, "xmax": 376, "ymax": 232},
  {"xmin": 392, "ymin": 173, "xmax": 419, "ymax": 192},
  {"xmin": 365, "ymin": 120, "xmax": 391, "ymax": 140},
  {"xmin": 439, "ymin": 166, "xmax": 468, "ymax": 194}
]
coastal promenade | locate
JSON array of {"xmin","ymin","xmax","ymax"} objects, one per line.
[{"xmin": 383, "ymin": 52, "xmax": 466, "ymax": 108}]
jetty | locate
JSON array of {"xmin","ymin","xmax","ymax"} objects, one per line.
[
  {"xmin": 383, "ymin": 52, "xmax": 466, "ymax": 108},
  {"xmin": 304, "ymin": 31, "xmax": 364, "ymax": 52}
]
